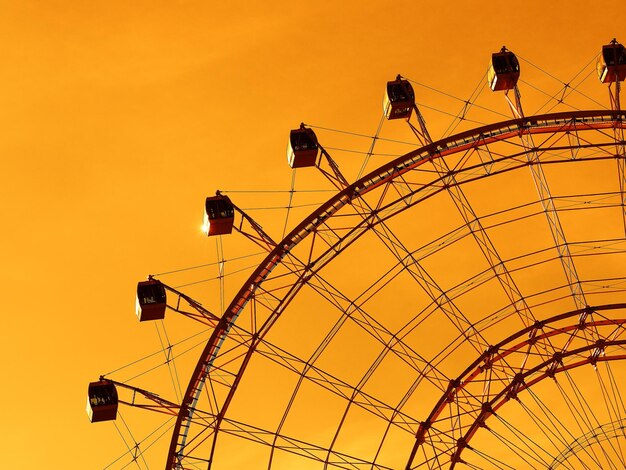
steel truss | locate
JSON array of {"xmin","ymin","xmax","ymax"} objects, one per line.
[{"xmin": 151, "ymin": 111, "xmax": 626, "ymax": 469}]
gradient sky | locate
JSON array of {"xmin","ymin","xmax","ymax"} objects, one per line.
[{"xmin": 2, "ymin": 1, "xmax": 625, "ymax": 468}]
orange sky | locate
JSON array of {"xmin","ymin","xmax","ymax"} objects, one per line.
[{"xmin": 2, "ymin": 1, "xmax": 626, "ymax": 468}]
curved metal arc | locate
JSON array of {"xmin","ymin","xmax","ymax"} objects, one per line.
[
  {"xmin": 166, "ymin": 112, "xmax": 626, "ymax": 468},
  {"xmin": 408, "ymin": 304, "xmax": 626, "ymax": 469},
  {"xmin": 414, "ymin": 347, "xmax": 626, "ymax": 469},
  {"xmin": 413, "ymin": 304, "xmax": 626, "ymax": 444},
  {"xmin": 447, "ymin": 347, "xmax": 626, "ymax": 469}
]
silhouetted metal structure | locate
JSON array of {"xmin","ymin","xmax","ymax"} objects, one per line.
[{"xmin": 89, "ymin": 41, "xmax": 626, "ymax": 470}]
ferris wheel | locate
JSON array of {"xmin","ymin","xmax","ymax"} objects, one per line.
[{"xmin": 88, "ymin": 40, "xmax": 626, "ymax": 469}]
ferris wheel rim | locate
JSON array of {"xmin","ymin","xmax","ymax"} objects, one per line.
[{"xmin": 166, "ymin": 109, "xmax": 626, "ymax": 469}]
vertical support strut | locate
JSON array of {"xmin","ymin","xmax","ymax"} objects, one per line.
[
  {"xmin": 506, "ymin": 85, "xmax": 525, "ymax": 119},
  {"xmin": 407, "ymin": 104, "xmax": 433, "ymax": 146},
  {"xmin": 609, "ymin": 79, "xmax": 622, "ymax": 112},
  {"xmin": 318, "ymin": 145, "xmax": 350, "ymax": 190}
]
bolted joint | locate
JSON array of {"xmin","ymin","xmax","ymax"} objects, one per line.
[{"xmin": 416, "ymin": 420, "xmax": 431, "ymax": 444}]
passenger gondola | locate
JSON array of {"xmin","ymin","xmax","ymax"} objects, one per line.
[
  {"xmin": 203, "ymin": 194, "xmax": 235, "ymax": 236},
  {"xmin": 597, "ymin": 39, "xmax": 626, "ymax": 83},
  {"xmin": 136, "ymin": 279, "xmax": 167, "ymax": 321},
  {"xmin": 86, "ymin": 380, "xmax": 118, "ymax": 423},
  {"xmin": 488, "ymin": 47, "xmax": 520, "ymax": 91},
  {"xmin": 287, "ymin": 124, "xmax": 319, "ymax": 168},
  {"xmin": 383, "ymin": 75, "xmax": 415, "ymax": 120}
]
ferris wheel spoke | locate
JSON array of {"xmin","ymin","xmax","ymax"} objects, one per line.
[
  {"xmin": 466, "ymin": 390, "xmax": 582, "ymax": 468},
  {"xmin": 553, "ymin": 370, "xmax": 622, "ymax": 467},
  {"xmin": 262, "ymin": 332, "xmax": 422, "ymax": 466},
  {"xmin": 516, "ymin": 390, "xmax": 578, "ymax": 453},
  {"xmin": 596, "ymin": 358, "xmax": 626, "ymax": 424},
  {"xmin": 427, "ymin": 145, "xmax": 539, "ymax": 330},
  {"xmin": 442, "ymin": 74, "xmax": 491, "ymax": 141},
  {"xmin": 591, "ymin": 365, "xmax": 626, "ymax": 465},
  {"xmin": 392, "ymin": 208, "xmax": 626, "ymax": 366},
  {"xmin": 487, "ymin": 414, "xmax": 556, "ymax": 469},
  {"xmin": 465, "ymin": 446, "xmax": 519, "ymax": 470},
  {"xmin": 258, "ymin": 340, "xmax": 422, "ymax": 431},
  {"xmin": 556, "ymin": 372, "xmax": 604, "ymax": 437},
  {"xmin": 604, "ymin": 360, "xmax": 626, "ymax": 423},
  {"xmin": 356, "ymin": 114, "xmax": 386, "ymax": 180}
]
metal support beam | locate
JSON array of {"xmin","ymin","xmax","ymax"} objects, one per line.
[
  {"xmin": 318, "ymin": 144, "xmax": 350, "ymax": 190},
  {"xmin": 231, "ymin": 201, "xmax": 278, "ymax": 252},
  {"xmin": 609, "ymin": 79, "xmax": 622, "ymax": 112},
  {"xmin": 407, "ymin": 105, "xmax": 433, "ymax": 146},
  {"xmin": 150, "ymin": 277, "xmax": 221, "ymax": 327}
]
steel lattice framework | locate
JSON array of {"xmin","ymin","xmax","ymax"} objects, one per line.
[{"xmin": 150, "ymin": 110, "xmax": 626, "ymax": 469}]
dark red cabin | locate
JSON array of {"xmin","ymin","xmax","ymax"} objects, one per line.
[
  {"xmin": 287, "ymin": 125, "xmax": 319, "ymax": 168},
  {"xmin": 204, "ymin": 194, "xmax": 235, "ymax": 236},
  {"xmin": 87, "ymin": 380, "xmax": 118, "ymax": 423},
  {"xmin": 136, "ymin": 279, "xmax": 167, "ymax": 321},
  {"xmin": 488, "ymin": 48, "xmax": 520, "ymax": 91},
  {"xmin": 384, "ymin": 76, "xmax": 415, "ymax": 120},
  {"xmin": 597, "ymin": 40, "xmax": 626, "ymax": 83}
]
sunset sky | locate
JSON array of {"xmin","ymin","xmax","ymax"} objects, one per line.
[{"xmin": 2, "ymin": 1, "xmax": 626, "ymax": 468}]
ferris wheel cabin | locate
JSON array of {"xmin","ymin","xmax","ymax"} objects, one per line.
[
  {"xmin": 287, "ymin": 125, "xmax": 319, "ymax": 168},
  {"xmin": 488, "ymin": 48, "xmax": 520, "ymax": 91},
  {"xmin": 203, "ymin": 195, "xmax": 235, "ymax": 236},
  {"xmin": 136, "ymin": 279, "xmax": 167, "ymax": 321},
  {"xmin": 597, "ymin": 40, "xmax": 626, "ymax": 83},
  {"xmin": 86, "ymin": 380, "xmax": 118, "ymax": 423},
  {"xmin": 383, "ymin": 76, "xmax": 415, "ymax": 120}
]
